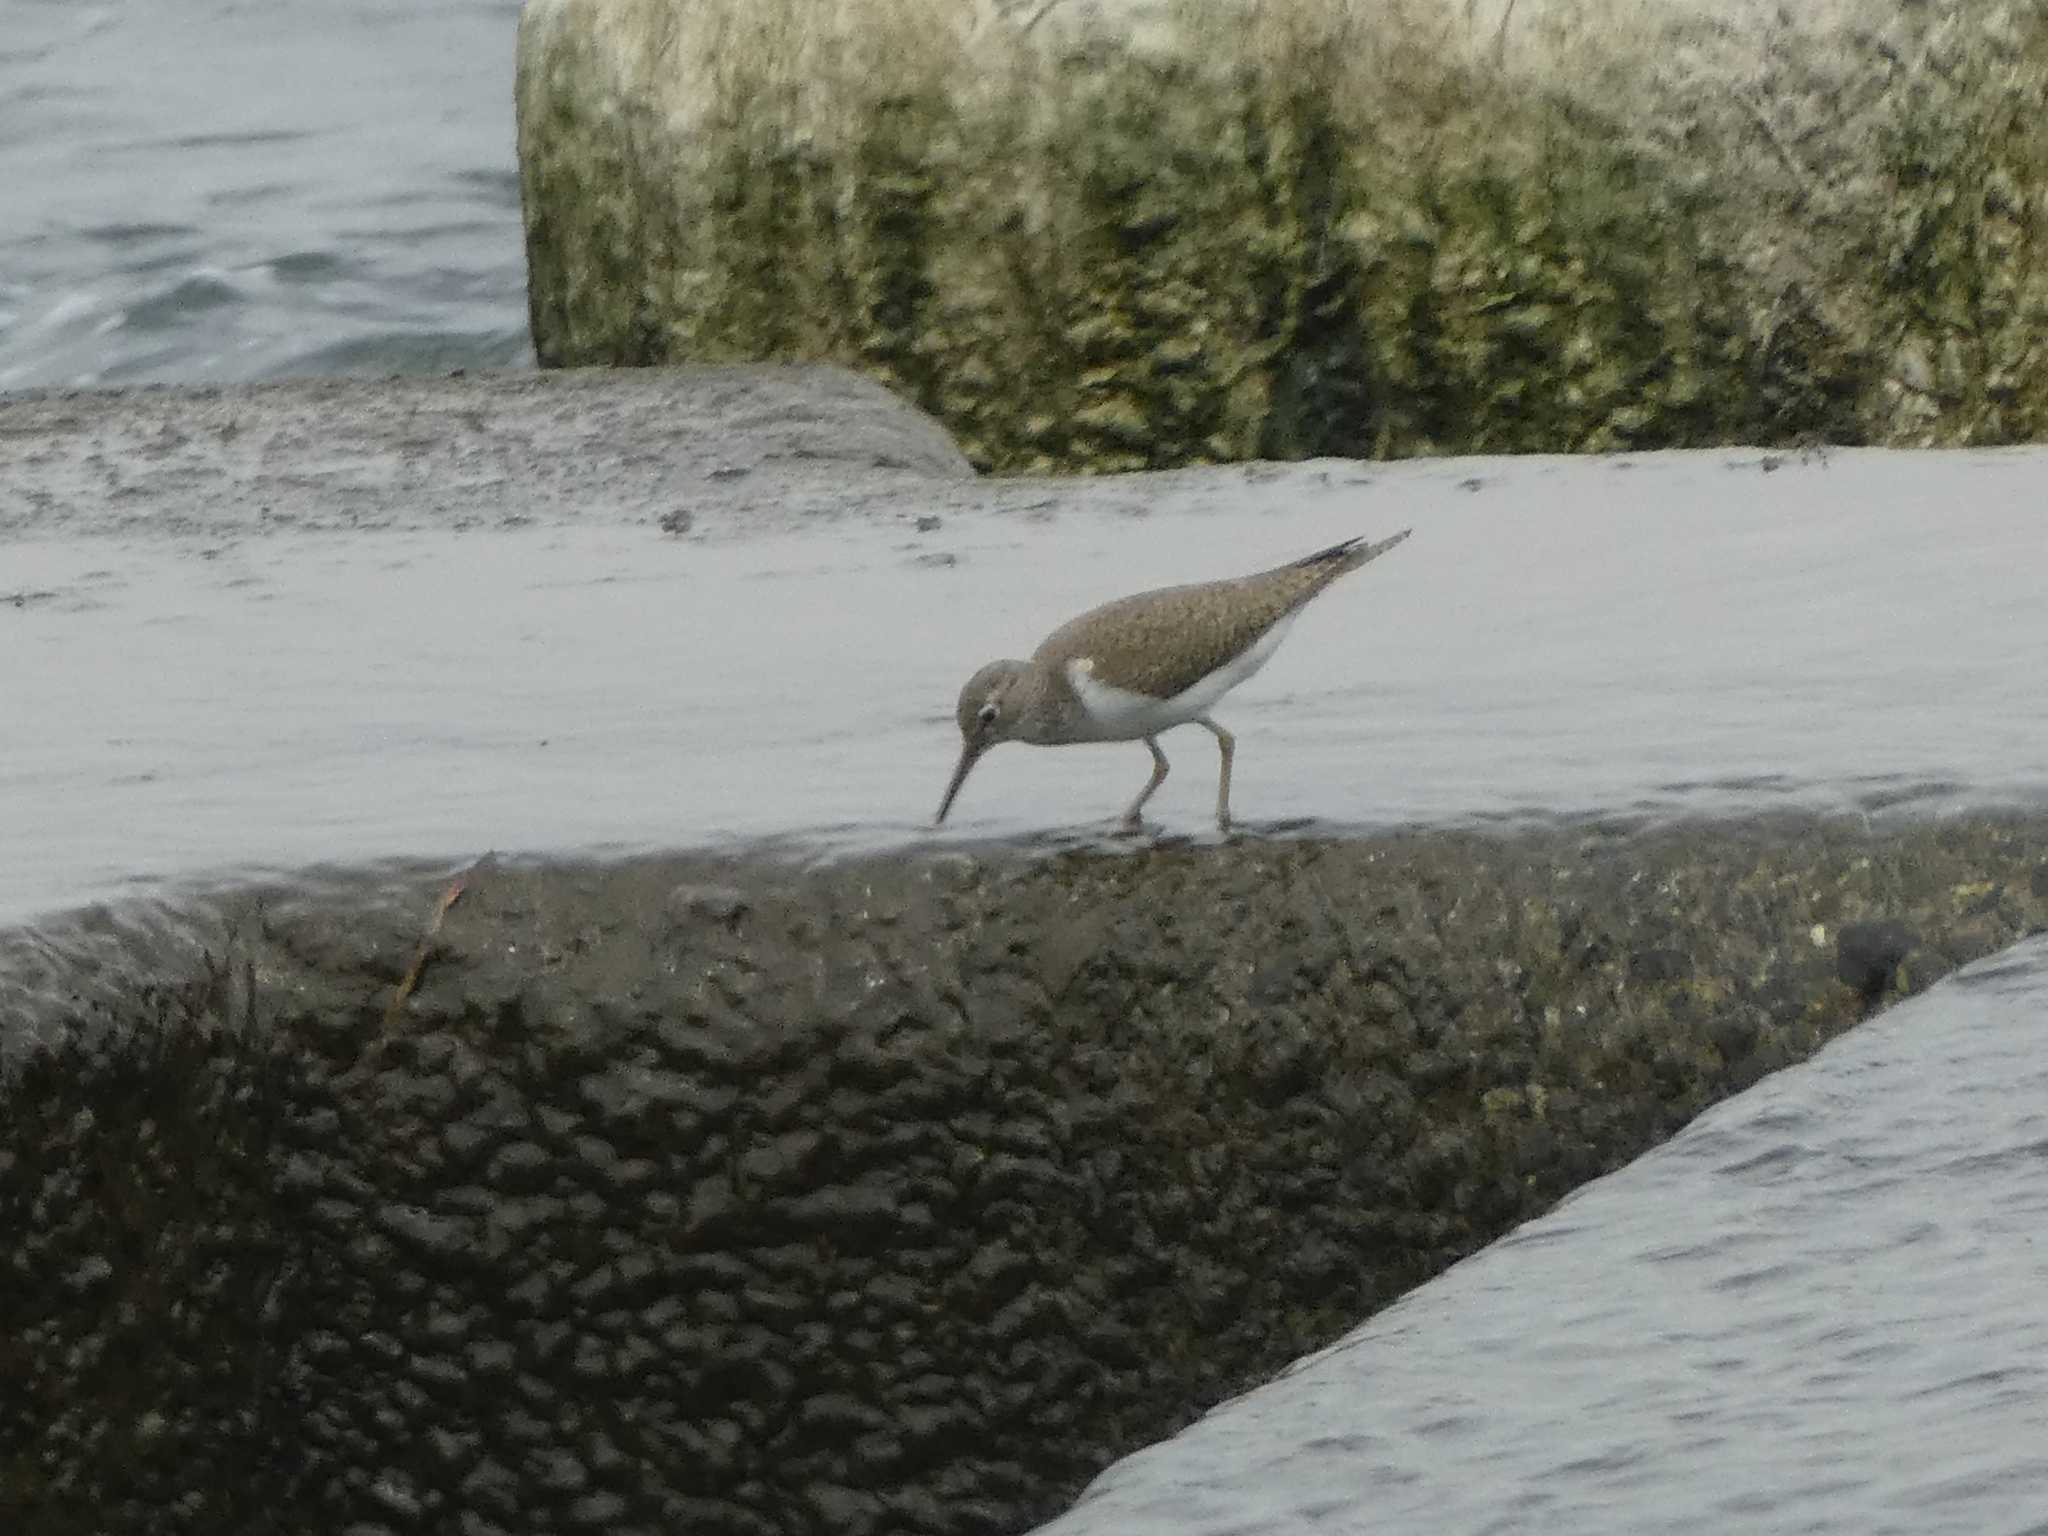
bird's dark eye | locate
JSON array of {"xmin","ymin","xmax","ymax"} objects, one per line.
[{"xmin": 977, "ymin": 702, "xmax": 999, "ymax": 726}]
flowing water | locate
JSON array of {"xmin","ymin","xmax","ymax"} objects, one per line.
[
  {"xmin": 1035, "ymin": 934, "xmax": 2048, "ymax": 1536},
  {"xmin": 4, "ymin": 444, "xmax": 2046, "ymax": 928},
  {"xmin": 0, "ymin": 0, "xmax": 529, "ymax": 391}
]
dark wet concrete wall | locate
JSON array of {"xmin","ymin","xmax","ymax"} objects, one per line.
[{"xmin": 6, "ymin": 816, "xmax": 2048, "ymax": 1533}]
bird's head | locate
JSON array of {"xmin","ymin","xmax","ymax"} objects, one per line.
[{"xmin": 936, "ymin": 659, "xmax": 1027, "ymax": 825}]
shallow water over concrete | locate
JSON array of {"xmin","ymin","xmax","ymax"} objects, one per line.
[
  {"xmin": 5, "ymin": 442, "xmax": 2047, "ymax": 925},
  {"xmin": 1035, "ymin": 932, "xmax": 2048, "ymax": 1536},
  {"xmin": 6, "ymin": 373, "xmax": 2047, "ymax": 1530},
  {"xmin": 4, "ymin": 438, "xmax": 2048, "ymax": 933}
]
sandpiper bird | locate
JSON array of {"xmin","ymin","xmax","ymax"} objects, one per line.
[{"xmin": 936, "ymin": 529, "xmax": 1411, "ymax": 830}]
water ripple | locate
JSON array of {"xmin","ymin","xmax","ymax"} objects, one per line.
[
  {"xmin": 0, "ymin": 0, "xmax": 530, "ymax": 388},
  {"xmin": 1039, "ymin": 937, "xmax": 2048, "ymax": 1536}
]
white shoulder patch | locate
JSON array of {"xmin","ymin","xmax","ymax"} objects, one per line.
[
  {"xmin": 1066, "ymin": 656, "xmax": 1162, "ymax": 739},
  {"xmin": 1063, "ymin": 608, "xmax": 1303, "ymax": 741}
]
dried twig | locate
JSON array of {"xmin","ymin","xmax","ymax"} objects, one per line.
[{"xmin": 384, "ymin": 871, "xmax": 473, "ymax": 1030}]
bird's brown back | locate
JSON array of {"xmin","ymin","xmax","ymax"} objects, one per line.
[{"xmin": 1033, "ymin": 559, "xmax": 1346, "ymax": 701}]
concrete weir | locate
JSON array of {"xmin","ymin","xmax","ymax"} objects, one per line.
[{"xmin": 4, "ymin": 365, "xmax": 2048, "ymax": 1531}]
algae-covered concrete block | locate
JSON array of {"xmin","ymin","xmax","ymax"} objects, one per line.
[
  {"xmin": 8, "ymin": 816, "xmax": 2048, "ymax": 1529},
  {"xmin": 516, "ymin": 0, "xmax": 2048, "ymax": 469}
]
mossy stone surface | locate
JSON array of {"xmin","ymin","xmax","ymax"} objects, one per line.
[
  {"xmin": 7, "ymin": 814, "xmax": 2048, "ymax": 1531},
  {"xmin": 516, "ymin": 0, "xmax": 2048, "ymax": 471}
]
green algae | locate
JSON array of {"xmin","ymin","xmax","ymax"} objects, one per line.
[
  {"xmin": 516, "ymin": 0, "xmax": 2048, "ymax": 471},
  {"xmin": 8, "ymin": 814, "xmax": 2048, "ymax": 1529}
]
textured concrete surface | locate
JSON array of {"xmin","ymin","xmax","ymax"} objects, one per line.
[
  {"xmin": 6, "ymin": 817, "xmax": 2047, "ymax": 1533},
  {"xmin": 514, "ymin": 0, "xmax": 2048, "ymax": 471},
  {"xmin": 0, "ymin": 363, "xmax": 971, "ymax": 541},
  {"xmin": 7, "ymin": 358, "xmax": 2044, "ymax": 1532}
]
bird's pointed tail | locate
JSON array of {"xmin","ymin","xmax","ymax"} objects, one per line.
[{"xmin": 1293, "ymin": 527, "xmax": 1412, "ymax": 577}]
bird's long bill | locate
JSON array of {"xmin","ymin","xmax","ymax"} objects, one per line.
[{"xmin": 935, "ymin": 741, "xmax": 986, "ymax": 825}]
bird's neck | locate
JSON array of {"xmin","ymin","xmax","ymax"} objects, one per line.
[{"xmin": 1006, "ymin": 662, "xmax": 1073, "ymax": 745}]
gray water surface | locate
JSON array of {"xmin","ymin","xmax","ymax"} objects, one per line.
[
  {"xmin": 3, "ymin": 443, "xmax": 2046, "ymax": 928},
  {"xmin": 0, "ymin": 0, "xmax": 529, "ymax": 389},
  {"xmin": 1035, "ymin": 933, "xmax": 2048, "ymax": 1536}
]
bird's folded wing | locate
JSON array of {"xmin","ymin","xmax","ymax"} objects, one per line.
[{"xmin": 1035, "ymin": 576, "xmax": 1311, "ymax": 701}]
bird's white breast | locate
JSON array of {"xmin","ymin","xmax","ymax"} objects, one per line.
[{"xmin": 1065, "ymin": 610, "xmax": 1297, "ymax": 740}]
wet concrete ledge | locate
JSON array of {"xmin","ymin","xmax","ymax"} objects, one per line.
[
  {"xmin": 0, "ymin": 362, "xmax": 972, "ymax": 542},
  {"xmin": 5, "ymin": 814, "xmax": 2048, "ymax": 1532}
]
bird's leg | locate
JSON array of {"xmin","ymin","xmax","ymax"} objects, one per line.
[
  {"xmin": 1122, "ymin": 736, "xmax": 1170, "ymax": 828},
  {"xmin": 1201, "ymin": 717, "xmax": 1235, "ymax": 830}
]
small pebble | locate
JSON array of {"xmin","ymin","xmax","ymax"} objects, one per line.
[
  {"xmin": 666, "ymin": 882, "xmax": 748, "ymax": 927},
  {"xmin": 1835, "ymin": 919, "xmax": 1915, "ymax": 999}
]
